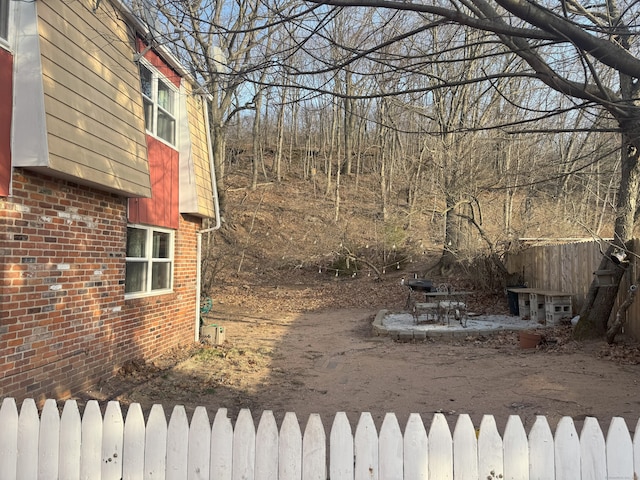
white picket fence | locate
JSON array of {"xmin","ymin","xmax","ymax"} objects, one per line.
[{"xmin": 1, "ymin": 398, "xmax": 639, "ymax": 480}]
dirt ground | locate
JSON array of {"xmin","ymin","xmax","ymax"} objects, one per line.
[{"xmin": 84, "ymin": 272, "xmax": 640, "ymax": 435}]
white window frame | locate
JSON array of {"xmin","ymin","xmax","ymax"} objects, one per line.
[
  {"xmin": 139, "ymin": 59, "xmax": 178, "ymax": 147},
  {"xmin": 125, "ymin": 224, "xmax": 175, "ymax": 298},
  {"xmin": 0, "ymin": 0, "xmax": 11, "ymax": 48}
]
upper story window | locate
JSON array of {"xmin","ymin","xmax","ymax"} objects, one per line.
[
  {"xmin": 0, "ymin": 0, "xmax": 9, "ymax": 43},
  {"xmin": 139, "ymin": 62, "xmax": 177, "ymax": 146}
]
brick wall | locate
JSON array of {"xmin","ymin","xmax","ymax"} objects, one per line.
[{"xmin": 0, "ymin": 169, "xmax": 200, "ymax": 402}]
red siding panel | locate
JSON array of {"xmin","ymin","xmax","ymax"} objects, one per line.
[
  {"xmin": 136, "ymin": 38, "xmax": 181, "ymax": 88},
  {"xmin": 128, "ymin": 136, "xmax": 179, "ymax": 229},
  {"xmin": 0, "ymin": 48, "xmax": 12, "ymax": 197}
]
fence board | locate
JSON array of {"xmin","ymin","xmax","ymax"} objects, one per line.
[
  {"xmin": 478, "ymin": 415, "xmax": 503, "ymax": 480},
  {"xmin": 145, "ymin": 404, "xmax": 168, "ymax": 479},
  {"xmin": 0, "ymin": 398, "xmax": 18, "ymax": 480},
  {"xmin": 528, "ymin": 416, "xmax": 554, "ymax": 480},
  {"xmin": 606, "ymin": 417, "xmax": 633, "ymax": 480},
  {"xmin": 452, "ymin": 414, "xmax": 477, "ymax": 480},
  {"xmin": 80, "ymin": 400, "xmax": 103, "ymax": 479},
  {"xmin": 279, "ymin": 412, "xmax": 302, "ymax": 480},
  {"xmin": 210, "ymin": 408, "xmax": 233, "ymax": 480},
  {"xmin": 302, "ymin": 414, "xmax": 326, "ymax": 480},
  {"xmin": 403, "ymin": 413, "xmax": 427, "ymax": 480},
  {"xmin": 38, "ymin": 398, "xmax": 60, "ymax": 480},
  {"xmin": 379, "ymin": 413, "xmax": 403, "ymax": 480},
  {"xmin": 428, "ymin": 413, "xmax": 452, "ymax": 480},
  {"xmin": 59, "ymin": 399, "xmax": 81, "ymax": 480},
  {"xmin": 17, "ymin": 398, "xmax": 39, "ymax": 479},
  {"xmin": 167, "ymin": 405, "xmax": 189, "ymax": 480},
  {"xmin": 355, "ymin": 412, "xmax": 378, "ymax": 480},
  {"xmin": 233, "ymin": 409, "xmax": 256, "ymax": 480},
  {"xmin": 503, "ymin": 415, "xmax": 528, "ymax": 480},
  {"xmin": 330, "ymin": 412, "xmax": 354, "ymax": 480},
  {"xmin": 123, "ymin": 403, "xmax": 145, "ymax": 480},
  {"xmin": 102, "ymin": 401, "xmax": 124, "ymax": 480},
  {"xmin": 580, "ymin": 417, "xmax": 605, "ymax": 480},
  {"xmin": 633, "ymin": 418, "xmax": 640, "ymax": 480},
  {"xmin": 555, "ymin": 417, "xmax": 580, "ymax": 480},
  {"xmin": 0, "ymin": 399, "xmax": 17, "ymax": 477},
  {"xmin": 188, "ymin": 406, "xmax": 211, "ymax": 480},
  {"xmin": 256, "ymin": 411, "xmax": 278, "ymax": 480}
]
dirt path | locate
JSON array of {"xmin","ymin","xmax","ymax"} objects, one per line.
[{"xmin": 93, "ymin": 305, "xmax": 640, "ymax": 434}]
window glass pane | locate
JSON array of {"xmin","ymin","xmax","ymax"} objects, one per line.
[
  {"xmin": 157, "ymin": 110, "xmax": 175, "ymax": 144},
  {"xmin": 125, "ymin": 262, "xmax": 147, "ymax": 293},
  {"xmin": 126, "ymin": 227, "xmax": 146, "ymax": 257},
  {"xmin": 143, "ymin": 98, "xmax": 154, "ymax": 132},
  {"xmin": 140, "ymin": 64, "xmax": 153, "ymax": 98},
  {"xmin": 157, "ymin": 80, "xmax": 174, "ymax": 113},
  {"xmin": 0, "ymin": 0, "xmax": 8, "ymax": 41},
  {"xmin": 152, "ymin": 262, "xmax": 171, "ymax": 290},
  {"xmin": 153, "ymin": 231, "xmax": 170, "ymax": 258}
]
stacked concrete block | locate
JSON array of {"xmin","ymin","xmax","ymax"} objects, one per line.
[
  {"xmin": 529, "ymin": 293, "xmax": 546, "ymax": 323},
  {"xmin": 544, "ymin": 294, "xmax": 572, "ymax": 325}
]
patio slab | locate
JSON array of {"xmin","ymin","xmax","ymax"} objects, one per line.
[{"xmin": 373, "ymin": 309, "xmax": 547, "ymax": 341}]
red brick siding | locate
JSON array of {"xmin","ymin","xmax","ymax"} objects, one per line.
[{"xmin": 0, "ymin": 169, "xmax": 200, "ymax": 402}]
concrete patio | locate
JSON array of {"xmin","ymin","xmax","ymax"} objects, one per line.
[{"xmin": 373, "ymin": 309, "xmax": 547, "ymax": 341}]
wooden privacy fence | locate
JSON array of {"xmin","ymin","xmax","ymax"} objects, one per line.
[
  {"xmin": 505, "ymin": 238, "xmax": 640, "ymax": 339},
  {"xmin": 2, "ymin": 398, "xmax": 640, "ymax": 480}
]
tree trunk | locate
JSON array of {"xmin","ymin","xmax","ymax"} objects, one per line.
[
  {"xmin": 576, "ymin": 130, "xmax": 640, "ymax": 338},
  {"xmin": 442, "ymin": 193, "xmax": 460, "ymax": 269},
  {"xmin": 275, "ymin": 88, "xmax": 286, "ymax": 182},
  {"xmin": 251, "ymin": 93, "xmax": 262, "ymax": 191}
]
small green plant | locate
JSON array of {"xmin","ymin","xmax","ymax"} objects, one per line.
[{"xmin": 194, "ymin": 347, "xmax": 226, "ymax": 362}]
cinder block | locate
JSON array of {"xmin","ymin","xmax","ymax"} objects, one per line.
[
  {"xmin": 398, "ymin": 331, "xmax": 414, "ymax": 342},
  {"xmin": 413, "ymin": 330, "xmax": 427, "ymax": 340}
]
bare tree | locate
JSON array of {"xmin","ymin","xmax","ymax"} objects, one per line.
[{"xmin": 291, "ymin": 0, "xmax": 640, "ymax": 338}]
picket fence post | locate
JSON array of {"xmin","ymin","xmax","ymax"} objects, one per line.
[
  {"xmin": 528, "ymin": 415, "xmax": 554, "ymax": 480},
  {"xmin": 403, "ymin": 413, "xmax": 428, "ymax": 480},
  {"xmin": 354, "ymin": 412, "xmax": 378, "ymax": 480},
  {"xmin": 142, "ymin": 403, "xmax": 165, "ymax": 479},
  {"xmin": 255, "ymin": 410, "xmax": 278, "ymax": 479},
  {"xmin": 330, "ymin": 412, "xmax": 353, "ymax": 480},
  {"xmin": 210, "ymin": 408, "xmax": 233, "ymax": 480},
  {"xmin": 428, "ymin": 412, "xmax": 452, "ymax": 479},
  {"xmin": 80, "ymin": 400, "xmax": 102, "ymax": 478},
  {"xmin": 302, "ymin": 414, "xmax": 326, "ymax": 480},
  {"xmin": 123, "ymin": 402, "xmax": 145, "ymax": 479},
  {"xmin": 452, "ymin": 414, "xmax": 477, "ymax": 480},
  {"xmin": 0, "ymin": 398, "xmax": 19, "ymax": 480},
  {"xmin": 2, "ymin": 398, "xmax": 640, "ymax": 479},
  {"xmin": 59, "ymin": 400, "xmax": 81, "ymax": 480}
]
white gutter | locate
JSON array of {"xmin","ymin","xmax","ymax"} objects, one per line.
[{"xmin": 195, "ymin": 99, "xmax": 222, "ymax": 341}]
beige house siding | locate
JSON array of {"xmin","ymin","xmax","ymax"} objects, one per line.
[
  {"xmin": 24, "ymin": 0, "xmax": 150, "ymax": 197},
  {"xmin": 179, "ymin": 83, "xmax": 216, "ymax": 218}
]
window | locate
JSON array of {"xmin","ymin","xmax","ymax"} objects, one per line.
[
  {"xmin": 139, "ymin": 62, "xmax": 177, "ymax": 145},
  {"xmin": 0, "ymin": 0, "xmax": 9, "ymax": 42},
  {"xmin": 125, "ymin": 225, "xmax": 174, "ymax": 296}
]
